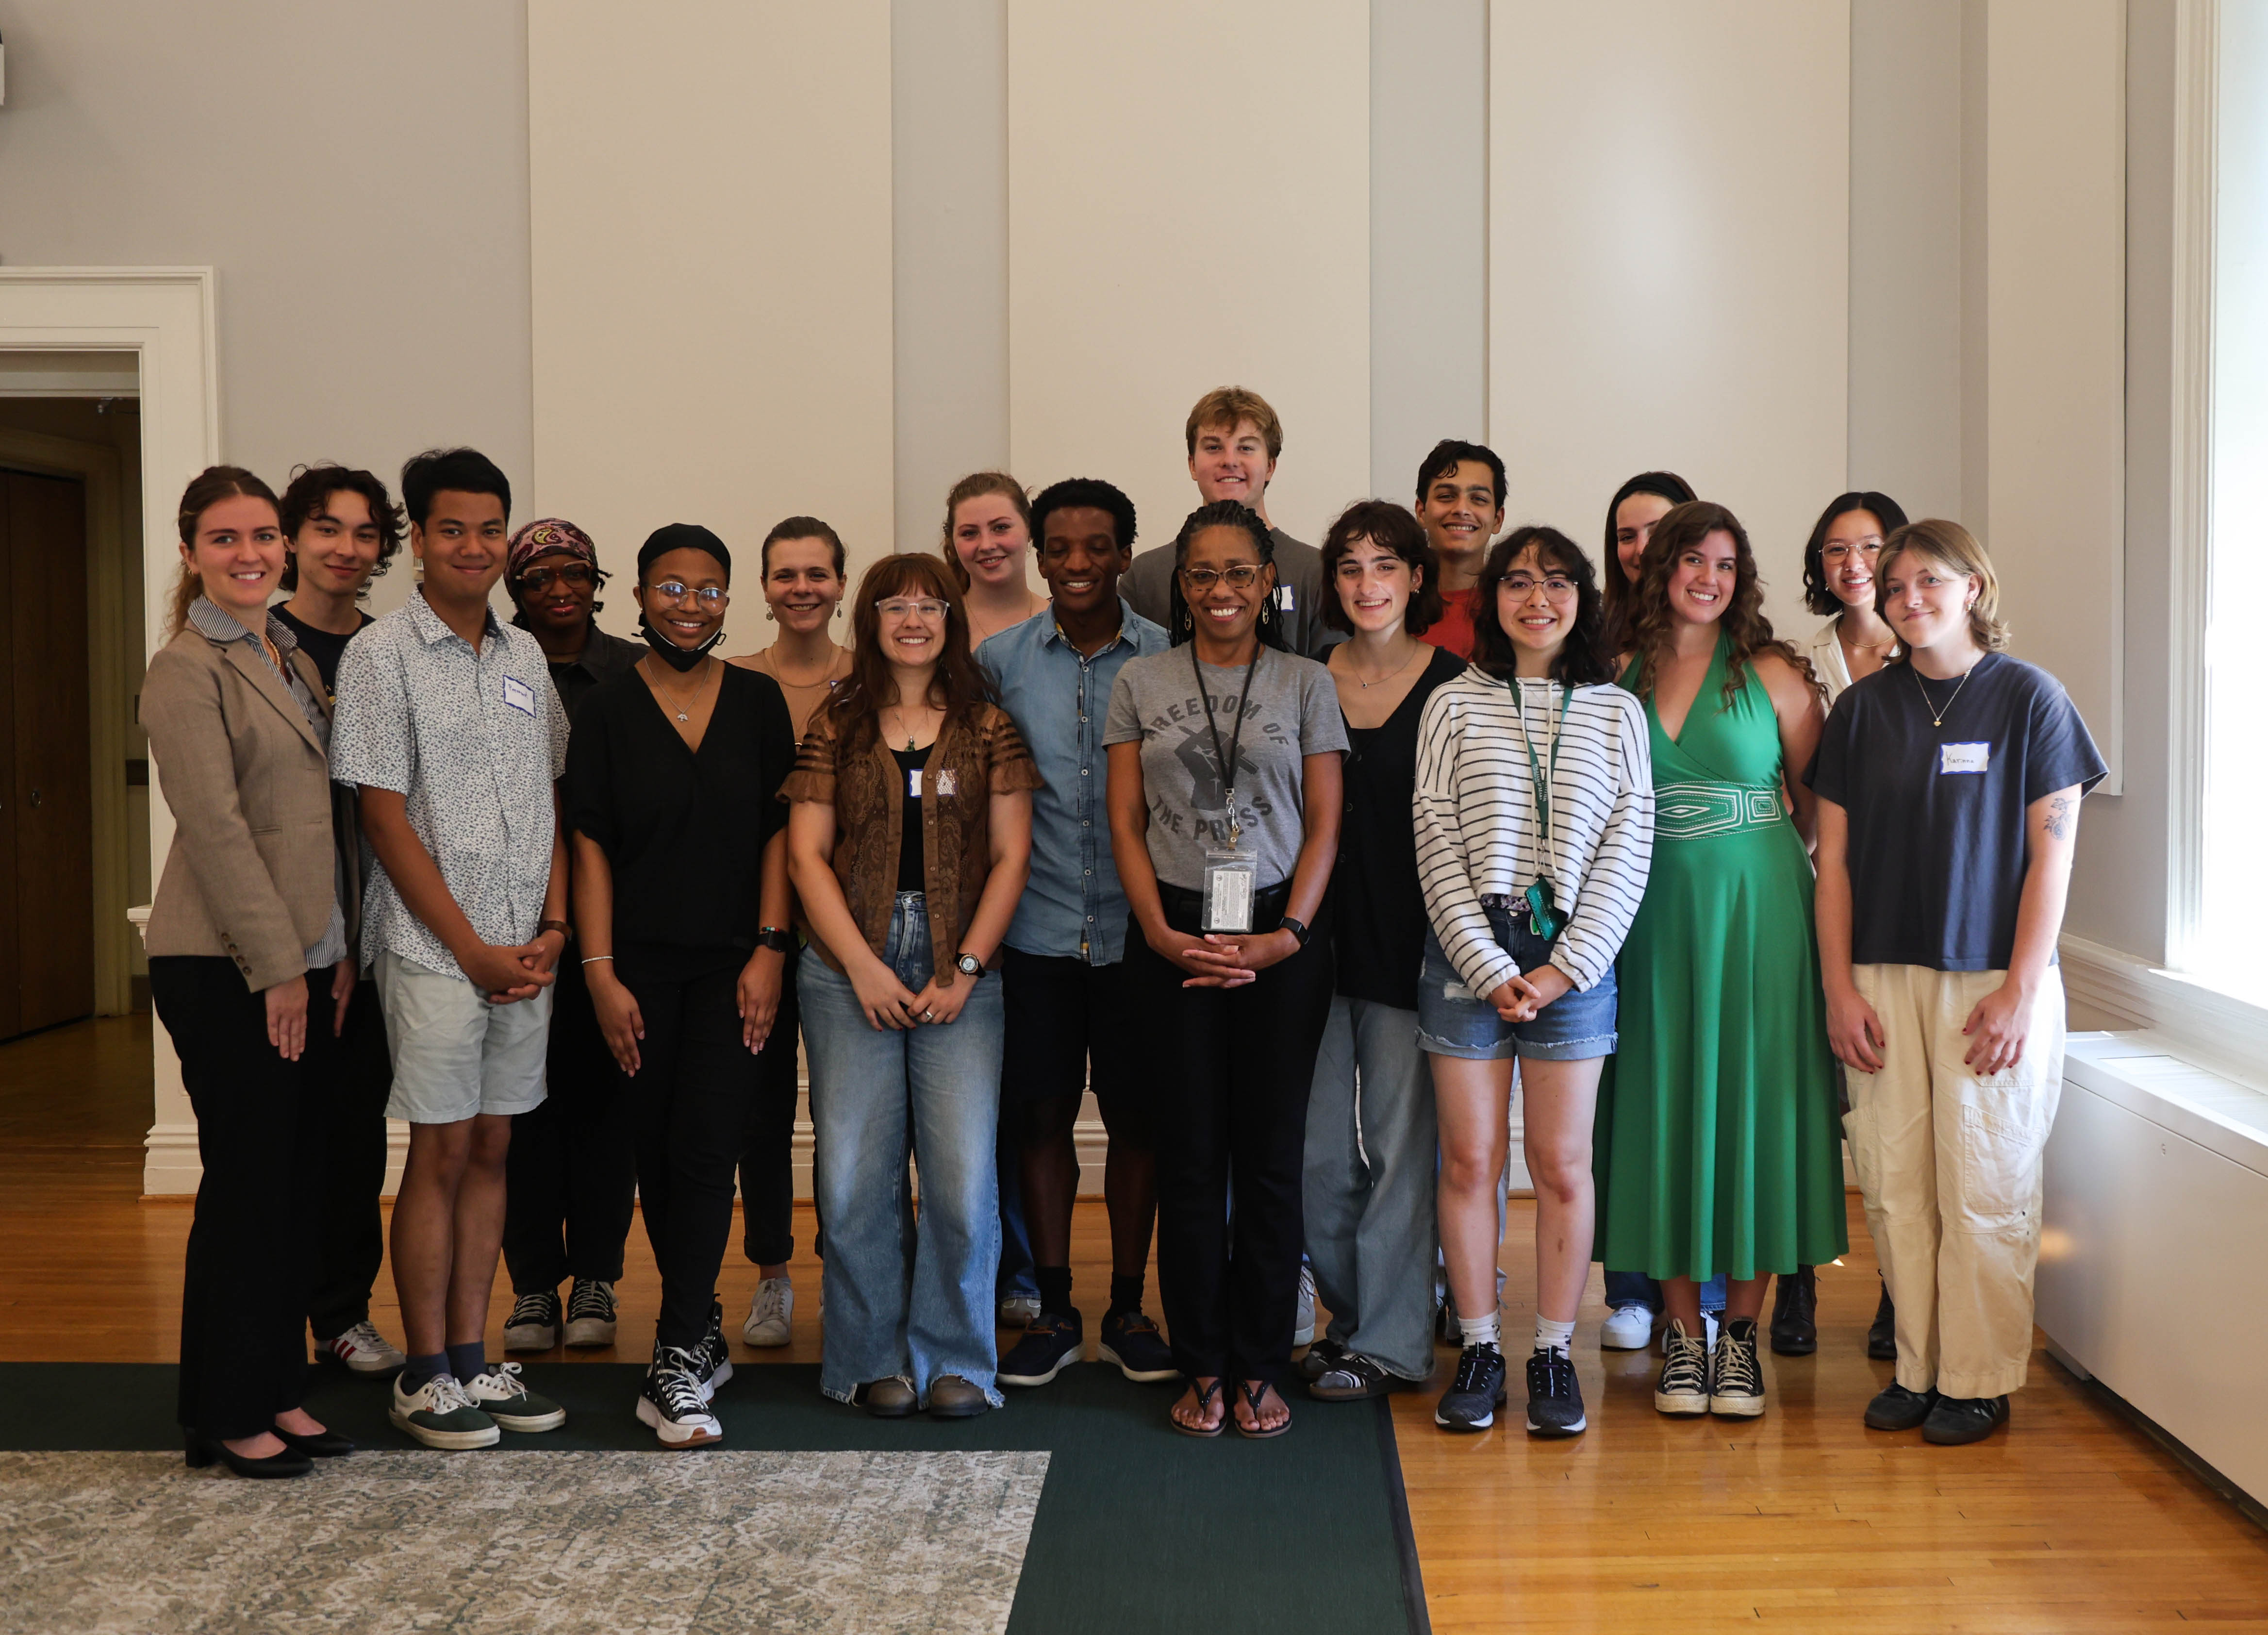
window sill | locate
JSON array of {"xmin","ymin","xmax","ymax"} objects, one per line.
[{"xmin": 2059, "ymin": 934, "xmax": 2268, "ymax": 1094}]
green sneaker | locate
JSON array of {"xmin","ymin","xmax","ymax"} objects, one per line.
[
  {"xmin": 465, "ymin": 1360, "xmax": 567, "ymax": 1432},
  {"xmin": 390, "ymin": 1373, "xmax": 499, "ymax": 1450}
]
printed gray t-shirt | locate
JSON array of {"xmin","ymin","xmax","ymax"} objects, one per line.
[{"xmin": 1104, "ymin": 645, "xmax": 1348, "ymax": 890}]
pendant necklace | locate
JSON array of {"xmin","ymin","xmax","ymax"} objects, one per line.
[
  {"xmin": 1912, "ymin": 664, "xmax": 1975, "ymax": 728},
  {"xmin": 1349, "ymin": 639, "xmax": 1424, "ymax": 689},
  {"xmin": 655, "ymin": 660, "xmax": 708, "ymax": 723}
]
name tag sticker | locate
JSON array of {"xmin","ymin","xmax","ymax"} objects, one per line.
[
  {"xmin": 934, "ymin": 769, "xmax": 957, "ymax": 799},
  {"xmin": 1275, "ymin": 585, "xmax": 1296, "ymax": 613},
  {"xmin": 1940, "ymin": 742, "xmax": 1989, "ymax": 775},
  {"xmin": 502, "ymin": 675, "xmax": 537, "ymax": 717},
  {"xmin": 907, "ymin": 768, "xmax": 923, "ymax": 799}
]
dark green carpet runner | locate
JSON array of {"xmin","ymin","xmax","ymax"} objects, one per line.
[{"xmin": 0, "ymin": 1362, "xmax": 1428, "ymax": 1634}]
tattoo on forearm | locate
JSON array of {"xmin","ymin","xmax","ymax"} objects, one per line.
[{"xmin": 2044, "ymin": 794, "xmax": 2076, "ymax": 841}]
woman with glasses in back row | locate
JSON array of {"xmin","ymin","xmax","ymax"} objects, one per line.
[
  {"xmin": 1107, "ymin": 501, "xmax": 1346, "ymax": 1440},
  {"xmin": 786, "ymin": 555, "xmax": 1038, "ymax": 1420}
]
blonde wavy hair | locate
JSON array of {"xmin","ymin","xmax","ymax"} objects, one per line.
[{"xmin": 1876, "ymin": 518, "xmax": 2011, "ymax": 655}]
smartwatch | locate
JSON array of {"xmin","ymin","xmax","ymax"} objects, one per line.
[
  {"xmin": 956, "ymin": 951, "xmax": 985, "ymax": 978},
  {"xmin": 1277, "ymin": 916, "xmax": 1311, "ymax": 950},
  {"xmin": 755, "ymin": 926, "xmax": 794, "ymax": 954}
]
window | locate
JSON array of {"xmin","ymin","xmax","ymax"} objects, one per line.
[{"xmin": 2197, "ymin": 1, "xmax": 2268, "ymax": 1003}]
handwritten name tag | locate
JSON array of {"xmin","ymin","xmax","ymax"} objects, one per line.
[
  {"xmin": 502, "ymin": 675, "xmax": 537, "ymax": 717},
  {"xmin": 907, "ymin": 767, "xmax": 922, "ymax": 799},
  {"xmin": 1940, "ymin": 742, "xmax": 1989, "ymax": 775}
]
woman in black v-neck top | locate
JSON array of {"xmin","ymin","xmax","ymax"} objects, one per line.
[
  {"xmin": 561, "ymin": 526, "xmax": 796, "ymax": 1447},
  {"xmin": 1306, "ymin": 502, "xmax": 1466, "ymax": 1401}
]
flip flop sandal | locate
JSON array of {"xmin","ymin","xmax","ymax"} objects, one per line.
[
  {"xmin": 1236, "ymin": 1379, "xmax": 1291, "ymax": 1440},
  {"xmin": 1171, "ymin": 1377, "xmax": 1227, "ymax": 1438}
]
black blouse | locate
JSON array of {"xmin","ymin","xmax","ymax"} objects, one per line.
[
  {"xmin": 1334, "ymin": 645, "xmax": 1468, "ymax": 1009},
  {"xmin": 563, "ymin": 665, "xmax": 795, "ymax": 956}
]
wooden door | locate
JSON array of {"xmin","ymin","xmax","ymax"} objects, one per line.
[{"xmin": 1, "ymin": 470, "xmax": 94, "ymax": 1037}]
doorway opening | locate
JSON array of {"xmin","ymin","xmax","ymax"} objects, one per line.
[{"xmin": 0, "ymin": 377, "xmax": 146, "ymax": 1040}]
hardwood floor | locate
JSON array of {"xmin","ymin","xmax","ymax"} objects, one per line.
[{"xmin": 7, "ymin": 1013, "xmax": 2268, "ymax": 1630}]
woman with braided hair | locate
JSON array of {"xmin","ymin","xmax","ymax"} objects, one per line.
[{"xmin": 1106, "ymin": 501, "xmax": 1345, "ymax": 1439}]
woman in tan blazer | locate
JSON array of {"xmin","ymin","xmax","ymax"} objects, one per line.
[{"xmin": 143, "ymin": 466, "xmax": 361, "ymax": 1479}]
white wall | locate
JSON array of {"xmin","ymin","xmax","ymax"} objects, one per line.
[
  {"xmin": 1487, "ymin": 0, "xmax": 1852, "ymax": 628},
  {"xmin": 527, "ymin": 1, "xmax": 896, "ymax": 631},
  {"xmin": 1004, "ymin": 0, "xmax": 1372, "ymax": 556},
  {"xmin": 0, "ymin": 0, "xmax": 533, "ymax": 621},
  {"xmin": 1978, "ymin": 0, "xmax": 2128, "ymax": 792}
]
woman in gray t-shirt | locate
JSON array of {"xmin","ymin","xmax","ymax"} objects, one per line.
[{"xmin": 1104, "ymin": 501, "xmax": 1346, "ymax": 1440}]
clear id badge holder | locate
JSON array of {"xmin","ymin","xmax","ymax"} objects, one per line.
[{"xmin": 1201, "ymin": 847, "xmax": 1258, "ymax": 934}]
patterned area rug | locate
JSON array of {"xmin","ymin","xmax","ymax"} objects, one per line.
[{"xmin": 0, "ymin": 1448, "xmax": 1048, "ymax": 1635}]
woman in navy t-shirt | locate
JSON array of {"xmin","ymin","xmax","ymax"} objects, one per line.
[{"xmin": 1808, "ymin": 518, "xmax": 2105, "ymax": 1448}]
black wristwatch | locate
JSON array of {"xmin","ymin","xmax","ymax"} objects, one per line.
[
  {"xmin": 1277, "ymin": 916, "xmax": 1311, "ymax": 949},
  {"xmin": 956, "ymin": 951, "xmax": 985, "ymax": 978},
  {"xmin": 755, "ymin": 926, "xmax": 794, "ymax": 953}
]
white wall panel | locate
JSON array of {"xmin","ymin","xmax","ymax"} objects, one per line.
[
  {"xmin": 1488, "ymin": 2, "xmax": 1850, "ymax": 630},
  {"xmin": 1981, "ymin": 0, "xmax": 2127, "ymax": 788},
  {"xmin": 1006, "ymin": 0, "xmax": 1371, "ymax": 557},
  {"xmin": 530, "ymin": 2, "xmax": 895, "ymax": 625}
]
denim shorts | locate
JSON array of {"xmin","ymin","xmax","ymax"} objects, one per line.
[{"xmin": 1415, "ymin": 906, "xmax": 1617, "ymax": 1063}]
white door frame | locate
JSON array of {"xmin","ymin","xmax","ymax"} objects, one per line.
[{"xmin": 0, "ymin": 268, "xmax": 219, "ymax": 1195}]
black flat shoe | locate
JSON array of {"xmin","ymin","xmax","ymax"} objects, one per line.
[
  {"xmin": 1867, "ymin": 1281, "xmax": 1898, "ymax": 1361},
  {"xmin": 183, "ymin": 1431, "xmax": 313, "ymax": 1479},
  {"xmin": 1769, "ymin": 1265, "xmax": 1817, "ymax": 1355},
  {"xmin": 273, "ymin": 1424, "xmax": 356, "ymax": 1458},
  {"xmin": 1864, "ymin": 1382, "xmax": 1938, "ymax": 1432},
  {"xmin": 1922, "ymin": 1393, "xmax": 2009, "ymax": 1445}
]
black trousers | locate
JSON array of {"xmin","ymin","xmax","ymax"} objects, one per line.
[
  {"xmin": 737, "ymin": 948, "xmax": 801, "ymax": 1267},
  {"xmin": 306, "ymin": 980, "xmax": 392, "ymax": 1340},
  {"xmin": 1121, "ymin": 891, "xmax": 1335, "ymax": 1382},
  {"xmin": 622, "ymin": 949, "xmax": 761, "ymax": 1351},
  {"xmin": 502, "ymin": 952, "xmax": 638, "ymax": 1292},
  {"xmin": 150, "ymin": 956, "xmax": 330, "ymax": 1440}
]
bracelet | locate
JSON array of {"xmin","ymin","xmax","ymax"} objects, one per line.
[
  {"xmin": 1277, "ymin": 915, "xmax": 1311, "ymax": 949},
  {"xmin": 754, "ymin": 926, "xmax": 794, "ymax": 954},
  {"xmin": 580, "ymin": 954, "xmax": 614, "ymax": 966},
  {"xmin": 539, "ymin": 918, "xmax": 574, "ymax": 942}
]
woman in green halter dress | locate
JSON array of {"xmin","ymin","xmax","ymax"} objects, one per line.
[{"xmin": 1595, "ymin": 501, "xmax": 1848, "ymax": 1420}]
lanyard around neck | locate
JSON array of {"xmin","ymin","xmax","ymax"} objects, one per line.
[
  {"xmin": 1191, "ymin": 643, "xmax": 1263, "ymax": 847},
  {"xmin": 1512, "ymin": 678, "xmax": 1572, "ymax": 877}
]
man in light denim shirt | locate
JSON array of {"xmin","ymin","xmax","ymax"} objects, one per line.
[{"xmin": 977, "ymin": 478, "xmax": 1178, "ymax": 1390}]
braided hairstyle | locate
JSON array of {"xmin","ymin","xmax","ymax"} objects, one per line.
[{"xmin": 1165, "ymin": 500, "xmax": 1286, "ymax": 650}]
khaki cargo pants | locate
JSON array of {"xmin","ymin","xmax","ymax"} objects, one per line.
[{"xmin": 1841, "ymin": 964, "xmax": 2065, "ymax": 1400}]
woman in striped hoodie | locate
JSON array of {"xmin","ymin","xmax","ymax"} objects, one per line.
[{"xmin": 1414, "ymin": 526, "xmax": 1655, "ymax": 1437}]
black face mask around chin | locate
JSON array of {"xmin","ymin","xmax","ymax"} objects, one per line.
[{"xmin": 639, "ymin": 617, "xmax": 725, "ymax": 672}]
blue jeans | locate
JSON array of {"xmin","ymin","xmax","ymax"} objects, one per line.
[{"xmin": 802, "ymin": 894, "xmax": 1006, "ymax": 1407}]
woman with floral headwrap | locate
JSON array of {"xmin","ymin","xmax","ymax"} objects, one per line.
[{"xmin": 497, "ymin": 517, "xmax": 649, "ymax": 1358}]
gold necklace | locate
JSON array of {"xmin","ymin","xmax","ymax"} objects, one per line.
[
  {"xmin": 1911, "ymin": 663, "xmax": 1975, "ymax": 728},
  {"xmin": 1346, "ymin": 638, "xmax": 1425, "ymax": 689},
  {"xmin": 763, "ymin": 643, "xmax": 840, "ymax": 690}
]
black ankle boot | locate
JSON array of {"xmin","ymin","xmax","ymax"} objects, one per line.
[
  {"xmin": 1867, "ymin": 1279, "xmax": 1898, "ymax": 1360},
  {"xmin": 1769, "ymin": 1264, "xmax": 1817, "ymax": 1355}
]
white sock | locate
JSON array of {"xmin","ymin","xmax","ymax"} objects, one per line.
[
  {"xmin": 1458, "ymin": 1311, "xmax": 1501, "ymax": 1351},
  {"xmin": 1534, "ymin": 1315, "xmax": 1575, "ymax": 1356}
]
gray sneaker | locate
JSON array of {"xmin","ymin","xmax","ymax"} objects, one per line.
[
  {"xmin": 390, "ymin": 1373, "xmax": 498, "ymax": 1450},
  {"xmin": 465, "ymin": 1361, "xmax": 567, "ymax": 1432},
  {"xmin": 503, "ymin": 1289, "xmax": 561, "ymax": 1352},
  {"xmin": 563, "ymin": 1278, "xmax": 617, "ymax": 1348}
]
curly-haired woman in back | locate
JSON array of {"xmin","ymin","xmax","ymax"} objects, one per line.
[{"xmin": 1595, "ymin": 501, "xmax": 1848, "ymax": 1424}]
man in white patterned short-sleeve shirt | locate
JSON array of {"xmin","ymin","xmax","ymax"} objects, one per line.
[{"xmin": 331, "ymin": 448, "xmax": 573, "ymax": 1451}]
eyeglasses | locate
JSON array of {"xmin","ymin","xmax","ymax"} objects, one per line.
[
  {"xmin": 648, "ymin": 580, "xmax": 728, "ymax": 611},
  {"xmin": 875, "ymin": 598, "xmax": 950, "ymax": 621},
  {"xmin": 1821, "ymin": 539, "xmax": 1884, "ymax": 565},
  {"xmin": 1179, "ymin": 565, "xmax": 1264, "ymax": 591},
  {"xmin": 1500, "ymin": 574, "xmax": 1578, "ymax": 600},
  {"xmin": 517, "ymin": 564, "xmax": 596, "ymax": 592}
]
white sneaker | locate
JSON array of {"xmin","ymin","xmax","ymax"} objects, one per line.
[
  {"xmin": 318, "ymin": 1320, "xmax": 407, "ymax": 1374},
  {"xmin": 1294, "ymin": 1263, "xmax": 1317, "ymax": 1349},
  {"xmin": 390, "ymin": 1373, "xmax": 499, "ymax": 1450},
  {"xmin": 743, "ymin": 1278, "xmax": 794, "ymax": 1348},
  {"xmin": 1600, "ymin": 1302, "xmax": 1658, "ymax": 1351}
]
